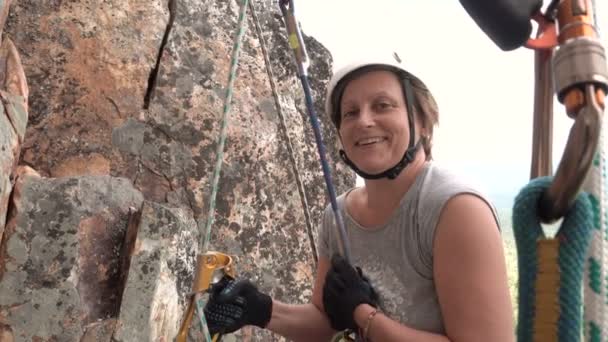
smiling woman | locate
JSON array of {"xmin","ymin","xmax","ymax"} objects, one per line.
[
  {"xmin": 293, "ymin": 1, "xmax": 608, "ymax": 340},
  {"xmin": 326, "ymin": 54, "xmax": 439, "ymax": 181},
  {"xmin": 306, "ymin": 51, "xmax": 516, "ymax": 341},
  {"xmin": 201, "ymin": 48, "xmax": 516, "ymax": 341},
  {"xmin": 335, "ymin": 69, "xmax": 418, "ymax": 177}
]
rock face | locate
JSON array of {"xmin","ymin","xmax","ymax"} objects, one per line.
[
  {"xmin": 0, "ymin": 175, "xmax": 144, "ymax": 341},
  {"xmin": 0, "ymin": 0, "xmax": 353, "ymax": 340},
  {"xmin": 0, "ymin": 13, "xmax": 28, "ymax": 247},
  {"xmin": 113, "ymin": 201, "xmax": 200, "ymax": 342}
]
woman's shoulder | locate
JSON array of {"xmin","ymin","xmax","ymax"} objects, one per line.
[
  {"xmin": 415, "ymin": 162, "xmax": 498, "ymax": 223},
  {"xmin": 418, "ymin": 162, "xmax": 490, "ymax": 199},
  {"xmin": 417, "ymin": 161, "xmax": 500, "ymax": 226}
]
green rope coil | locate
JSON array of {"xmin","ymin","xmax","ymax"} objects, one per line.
[{"xmin": 513, "ymin": 176, "xmax": 594, "ymax": 342}]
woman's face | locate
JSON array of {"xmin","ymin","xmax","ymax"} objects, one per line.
[{"xmin": 338, "ymin": 70, "xmax": 413, "ymax": 175}]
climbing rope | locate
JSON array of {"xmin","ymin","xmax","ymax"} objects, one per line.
[
  {"xmin": 248, "ymin": 0, "xmax": 318, "ymax": 265},
  {"xmin": 197, "ymin": 0, "xmax": 249, "ymax": 338},
  {"xmin": 201, "ymin": 0, "xmax": 250, "ymax": 252},
  {"xmin": 279, "ymin": 0, "xmax": 353, "ymax": 264},
  {"xmin": 177, "ymin": 0, "xmax": 250, "ymax": 341},
  {"xmin": 582, "ymin": 2, "xmax": 608, "ymax": 339},
  {"xmin": 513, "ymin": 177, "xmax": 594, "ymax": 341},
  {"xmin": 583, "ymin": 120, "xmax": 606, "ymax": 342},
  {"xmin": 278, "ymin": 1, "xmax": 355, "ymax": 340}
]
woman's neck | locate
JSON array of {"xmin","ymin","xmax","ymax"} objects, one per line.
[{"xmin": 361, "ymin": 150, "xmax": 427, "ymax": 211}]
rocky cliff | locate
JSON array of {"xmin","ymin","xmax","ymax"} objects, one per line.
[{"xmin": 0, "ymin": 0, "xmax": 353, "ymax": 340}]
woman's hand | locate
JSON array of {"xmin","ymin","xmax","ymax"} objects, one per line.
[
  {"xmin": 204, "ymin": 277, "xmax": 272, "ymax": 335},
  {"xmin": 322, "ymin": 254, "xmax": 380, "ymax": 331}
]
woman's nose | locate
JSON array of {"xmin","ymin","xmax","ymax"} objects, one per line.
[{"xmin": 357, "ymin": 108, "xmax": 375, "ymax": 127}]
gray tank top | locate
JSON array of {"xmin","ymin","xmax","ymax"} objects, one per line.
[{"xmin": 317, "ymin": 162, "xmax": 500, "ymax": 334}]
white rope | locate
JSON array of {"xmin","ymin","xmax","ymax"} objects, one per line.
[
  {"xmin": 582, "ymin": 2, "xmax": 607, "ymax": 339},
  {"xmin": 582, "ymin": 115, "xmax": 607, "ymax": 341}
]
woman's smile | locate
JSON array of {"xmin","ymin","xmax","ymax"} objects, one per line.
[{"xmin": 355, "ymin": 136, "xmax": 388, "ymax": 147}]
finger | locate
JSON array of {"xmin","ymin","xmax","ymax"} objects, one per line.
[
  {"xmin": 228, "ymin": 304, "xmax": 244, "ymax": 320},
  {"xmin": 358, "ymin": 268, "xmax": 373, "ymax": 284},
  {"xmin": 325, "ymin": 271, "xmax": 346, "ymax": 291},
  {"xmin": 217, "ymin": 279, "xmax": 251, "ymax": 303},
  {"xmin": 208, "ymin": 324, "xmax": 222, "ymax": 336},
  {"xmin": 332, "ymin": 255, "xmax": 359, "ymax": 278},
  {"xmin": 234, "ymin": 295, "xmax": 246, "ymax": 306},
  {"xmin": 324, "ymin": 279, "xmax": 346, "ymax": 301},
  {"xmin": 323, "ymin": 289, "xmax": 344, "ymax": 302},
  {"xmin": 209, "ymin": 276, "xmax": 233, "ymax": 295},
  {"xmin": 223, "ymin": 317, "xmax": 244, "ymax": 334},
  {"xmin": 205, "ymin": 307, "xmax": 243, "ymax": 336},
  {"xmin": 331, "ymin": 253, "xmax": 346, "ymax": 270},
  {"xmin": 322, "ymin": 287, "xmax": 334, "ymax": 310}
]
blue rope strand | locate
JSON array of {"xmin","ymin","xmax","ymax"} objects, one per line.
[{"xmin": 298, "ymin": 74, "xmax": 352, "ymax": 263}]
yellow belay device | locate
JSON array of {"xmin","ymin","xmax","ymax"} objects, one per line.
[{"xmin": 177, "ymin": 252, "xmax": 236, "ymax": 342}]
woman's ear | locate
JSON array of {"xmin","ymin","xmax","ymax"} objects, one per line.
[{"xmin": 415, "ymin": 120, "xmax": 426, "ymax": 140}]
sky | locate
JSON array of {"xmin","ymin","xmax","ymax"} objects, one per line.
[{"xmin": 294, "ymin": 1, "xmax": 608, "ymax": 206}]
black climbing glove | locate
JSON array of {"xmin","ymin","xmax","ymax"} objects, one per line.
[
  {"xmin": 204, "ymin": 277, "xmax": 273, "ymax": 335},
  {"xmin": 323, "ymin": 253, "xmax": 379, "ymax": 331}
]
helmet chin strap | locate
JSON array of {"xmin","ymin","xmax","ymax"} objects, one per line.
[
  {"xmin": 339, "ymin": 140, "xmax": 421, "ymax": 180},
  {"xmin": 339, "ymin": 78, "xmax": 421, "ymax": 180}
]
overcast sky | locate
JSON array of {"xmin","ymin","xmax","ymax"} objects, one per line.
[{"xmin": 294, "ymin": 1, "xmax": 608, "ymax": 203}]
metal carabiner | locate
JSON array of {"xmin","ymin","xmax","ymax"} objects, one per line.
[
  {"xmin": 529, "ymin": 0, "xmax": 607, "ymax": 223},
  {"xmin": 176, "ymin": 251, "xmax": 236, "ymax": 342},
  {"xmin": 279, "ymin": 0, "xmax": 309, "ymax": 76},
  {"xmin": 538, "ymin": 84, "xmax": 603, "ymax": 223}
]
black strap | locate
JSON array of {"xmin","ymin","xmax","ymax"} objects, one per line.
[{"xmin": 339, "ymin": 140, "xmax": 421, "ymax": 180}]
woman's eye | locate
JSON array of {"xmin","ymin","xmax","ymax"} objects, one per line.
[
  {"xmin": 342, "ymin": 110, "xmax": 356, "ymax": 118},
  {"xmin": 376, "ymin": 102, "xmax": 392, "ymax": 110}
]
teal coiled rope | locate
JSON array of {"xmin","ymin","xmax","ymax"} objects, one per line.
[{"xmin": 513, "ymin": 176, "xmax": 594, "ymax": 341}]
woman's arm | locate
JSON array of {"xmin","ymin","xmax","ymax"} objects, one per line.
[
  {"xmin": 347, "ymin": 194, "xmax": 513, "ymax": 342},
  {"xmin": 433, "ymin": 194, "xmax": 514, "ymax": 342},
  {"xmin": 353, "ymin": 304, "xmax": 450, "ymax": 342},
  {"xmin": 265, "ymin": 256, "xmax": 337, "ymax": 342}
]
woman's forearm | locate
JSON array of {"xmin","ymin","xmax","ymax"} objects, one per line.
[
  {"xmin": 354, "ymin": 304, "xmax": 451, "ymax": 342},
  {"xmin": 266, "ymin": 300, "xmax": 336, "ymax": 342}
]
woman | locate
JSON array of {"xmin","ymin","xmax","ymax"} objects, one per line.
[{"xmin": 203, "ymin": 52, "xmax": 514, "ymax": 342}]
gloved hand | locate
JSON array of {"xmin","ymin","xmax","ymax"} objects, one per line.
[
  {"xmin": 203, "ymin": 277, "xmax": 273, "ymax": 335},
  {"xmin": 323, "ymin": 254, "xmax": 379, "ymax": 331}
]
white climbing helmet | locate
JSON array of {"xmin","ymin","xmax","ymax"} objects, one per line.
[{"xmin": 324, "ymin": 52, "xmax": 431, "ymax": 128}]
